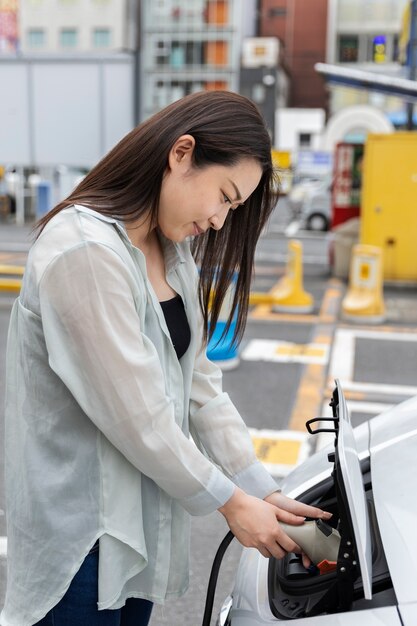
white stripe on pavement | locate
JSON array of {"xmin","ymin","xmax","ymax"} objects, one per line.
[
  {"xmin": 242, "ymin": 339, "xmax": 329, "ymax": 365},
  {"xmin": 0, "ymin": 536, "xmax": 7, "ymax": 557}
]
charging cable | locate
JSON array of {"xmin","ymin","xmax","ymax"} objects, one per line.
[{"xmin": 202, "ymin": 531, "xmax": 235, "ymax": 626}]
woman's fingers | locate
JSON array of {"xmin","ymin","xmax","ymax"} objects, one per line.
[
  {"xmin": 264, "ymin": 491, "xmax": 332, "ymax": 520},
  {"xmin": 301, "ymin": 552, "xmax": 311, "ymax": 568},
  {"xmin": 218, "ymin": 489, "xmax": 303, "ymax": 560}
]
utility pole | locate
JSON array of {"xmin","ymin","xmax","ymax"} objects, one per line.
[
  {"xmin": 407, "ymin": 0, "xmax": 417, "ymax": 130},
  {"xmin": 127, "ymin": 0, "xmax": 141, "ymax": 126}
]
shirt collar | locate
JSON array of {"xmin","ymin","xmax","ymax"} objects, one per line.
[{"xmin": 72, "ymin": 204, "xmax": 186, "ymax": 272}]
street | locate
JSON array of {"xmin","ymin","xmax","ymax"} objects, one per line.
[{"xmin": 1, "ymin": 198, "xmax": 417, "ymax": 625}]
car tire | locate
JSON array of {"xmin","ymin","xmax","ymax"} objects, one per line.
[{"xmin": 306, "ymin": 213, "xmax": 329, "ymax": 232}]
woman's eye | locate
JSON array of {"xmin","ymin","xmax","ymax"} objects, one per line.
[{"xmin": 223, "ymin": 193, "xmax": 232, "ymax": 205}]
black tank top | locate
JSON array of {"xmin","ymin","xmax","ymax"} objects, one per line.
[{"xmin": 160, "ymin": 294, "xmax": 191, "ymax": 360}]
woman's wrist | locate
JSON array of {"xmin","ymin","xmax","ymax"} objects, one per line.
[{"xmin": 218, "ymin": 487, "xmax": 247, "ymax": 517}]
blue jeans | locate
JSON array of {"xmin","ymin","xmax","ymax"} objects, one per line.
[{"xmin": 34, "ymin": 547, "xmax": 153, "ymax": 626}]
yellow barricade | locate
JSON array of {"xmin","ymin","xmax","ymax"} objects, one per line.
[
  {"xmin": 342, "ymin": 244, "xmax": 385, "ymax": 323},
  {"xmin": 271, "ymin": 240, "xmax": 314, "ymax": 313}
]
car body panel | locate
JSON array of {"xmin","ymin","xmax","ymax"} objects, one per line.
[
  {"xmin": 223, "ymin": 393, "xmax": 417, "ymax": 625},
  {"xmin": 370, "ymin": 396, "xmax": 417, "ymax": 604},
  {"xmin": 398, "ymin": 602, "xmax": 417, "ymax": 626}
]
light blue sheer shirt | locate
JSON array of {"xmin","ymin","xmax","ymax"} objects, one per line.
[{"xmin": 1, "ymin": 206, "xmax": 278, "ymax": 626}]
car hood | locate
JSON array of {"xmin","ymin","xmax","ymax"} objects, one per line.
[{"xmin": 370, "ymin": 395, "xmax": 417, "ymax": 604}]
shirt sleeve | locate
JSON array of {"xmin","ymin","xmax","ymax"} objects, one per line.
[
  {"xmin": 189, "ymin": 307, "xmax": 280, "ymax": 500},
  {"xmin": 38, "ymin": 241, "xmax": 235, "ymax": 516}
]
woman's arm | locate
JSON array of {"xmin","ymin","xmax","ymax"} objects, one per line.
[{"xmin": 38, "ymin": 241, "xmax": 236, "ymax": 516}]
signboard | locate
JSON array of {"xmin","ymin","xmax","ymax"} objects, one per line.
[
  {"xmin": 332, "ymin": 142, "xmax": 364, "ymax": 228},
  {"xmin": 373, "ymin": 35, "xmax": 387, "ymax": 63},
  {"xmin": 296, "ymin": 150, "xmax": 333, "ymax": 176}
]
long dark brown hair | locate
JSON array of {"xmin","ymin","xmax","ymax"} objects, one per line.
[{"xmin": 35, "ymin": 91, "xmax": 278, "ymax": 345}]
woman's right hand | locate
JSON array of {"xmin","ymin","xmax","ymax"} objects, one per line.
[{"xmin": 218, "ymin": 488, "xmax": 303, "ymax": 559}]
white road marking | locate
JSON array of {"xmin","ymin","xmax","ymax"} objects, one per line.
[
  {"xmin": 242, "ymin": 339, "xmax": 329, "ymax": 365},
  {"xmin": 0, "ymin": 536, "xmax": 7, "ymax": 557},
  {"xmin": 249, "ymin": 428, "xmax": 311, "ymax": 477},
  {"xmin": 328, "ymin": 328, "xmax": 356, "ymax": 382},
  {"xmin": 329, "ymin": 328, "xmax": 417, "ymax": 397},
  {"xmin": 341, "ymin": 380, "xmax": 417, "ymax": 396},
  {"xmin": 315, "ymin": 399, "xmax": 395, "ymax": 450}
]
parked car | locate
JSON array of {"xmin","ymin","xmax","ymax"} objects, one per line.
[
  {"xmin": 287, "ymin": 175, "xmax": 327, "ymax": 220},
  {"xmin": 217, "ymin": 381, "xmax": 417, "ymax": 625},
  {"xmin": 298, "ymin": 176, "xmax": 332, "ymax": 232}
]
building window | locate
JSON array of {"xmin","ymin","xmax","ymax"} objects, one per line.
[
  {"xmin": 153, "ymin": 39, "xmax": 204, "ymax": 68},
  {"xmin": 27, "ymin": 28, "xmax": 46, "ymax": 48},
  {"xmin": 93, "ymin": 28, "xmax": 111, "ymax": 48},
  {"xmin": 299, "ymin": 132, "xmax": 312, "ymax": 148},
  {"xmin": 268, "ymin": 7, "xmax": 286, "ymax": 17},
  {"xmin": 60, "ymin": 28, "xmax": 78, "ymax": 48},
  {"xmin": 338, "ymin": 35, "xmax": 359, "ymax": 63}
]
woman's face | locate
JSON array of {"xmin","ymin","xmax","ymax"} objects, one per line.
[{"xmin": 157, "ymin": 135, "xmax": 263, "ymax": 243}]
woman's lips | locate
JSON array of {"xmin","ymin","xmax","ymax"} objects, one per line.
[{"xmin": 193, "ymin": 222, "xmax": 205, "ymax": 236}]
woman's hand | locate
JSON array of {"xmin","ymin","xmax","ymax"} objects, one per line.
[
  {"xmin": 218, "ymin": 488, "xmax": 304, "ymax": 559},
  {"xmin": 264, "ymin": 491, "xmax": 333, "ymax": 567},
  {"xmin": 263, "ymin": 491, "xmax": 332, "ymax": 523}
]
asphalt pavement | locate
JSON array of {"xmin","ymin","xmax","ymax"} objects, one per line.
[{"xmin": 1, "ymin": 203, "xmax": 417, "ymax": 625}]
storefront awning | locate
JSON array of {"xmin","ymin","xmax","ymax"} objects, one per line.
[{"xmin": 315, "ymin": 62, "xmax": 417, "ymax": 103}]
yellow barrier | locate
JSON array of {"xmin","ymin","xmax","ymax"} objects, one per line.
[
  {"xmin": 270, "ymin": 240, "xmax": 314, "ymax": 313},
  {"xmin": 0, "ymin": 264, "xmax": 25, "ymax": 276},
  {"xmin": 0, "ymin": 264, "xmax": 24, "ymax": 292},
  {"xmin": 342, "ymin": 244, "xmax": 385, "ymax": 323},
  {"xmin": 0, "ymin": 278, "xmax": 22, "ymax": 292}
]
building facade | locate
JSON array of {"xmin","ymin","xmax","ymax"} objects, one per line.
[
  {"xmin": 327, "ymin": 0, "xmax": 410, "ymax": 124},
  {"xmin": 140, "ymin": 0, "xmax": 254, "ymax": 120},
  {"xmin": 18, "ymin": 0, "xmax": 127, "ymax": 54},
  {"xmin": 258, "ymin": 0, "xmax": 329, "ymax": 110}
]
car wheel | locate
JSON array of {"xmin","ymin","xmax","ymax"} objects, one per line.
[{"xmin": 306, "ymin": 213, "xmax": 329, "ymax": 231}]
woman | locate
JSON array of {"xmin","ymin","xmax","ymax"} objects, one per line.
[{"xmin": 1, "ymin": 91, "xmax": 330, "ymax": 626}]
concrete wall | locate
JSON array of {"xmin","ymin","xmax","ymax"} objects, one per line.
[
  {"xmin": 0, "ymin": 55, "xmax": 134, "ymax": 167},
  {"xmin": 19, "ymin": 0, "xmax": 127, "ymax": 53}
]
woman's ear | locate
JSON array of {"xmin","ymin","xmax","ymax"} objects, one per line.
[{"xmin": 168, "ymin": 134, "xmax": 196, "ymax": 171}]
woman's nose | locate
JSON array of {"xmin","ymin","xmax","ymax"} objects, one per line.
[{"xmin": 209, "ymin": 205, "xmax": 229, "ymax": 231}]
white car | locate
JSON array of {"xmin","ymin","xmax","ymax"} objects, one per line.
[
  {"xmin": 287, "ymin": 176, "xmax": 327, "ymax": 220},
  {"xmin": 215, "ymin": 381, "xmax": 417, "ymax": 626}
]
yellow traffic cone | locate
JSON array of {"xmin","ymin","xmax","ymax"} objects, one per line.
[
  {"xmin": 342, "ymin": 244, "xmax": 385, "ymax": 323},
  {"xmin": 271, "ymin": 240, "xmax": 314, "ymax": 313}
]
